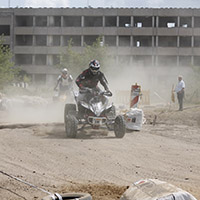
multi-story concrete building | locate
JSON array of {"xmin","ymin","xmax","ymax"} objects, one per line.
[{"xmin": 1, "ymin": 7, "xmax": 200, "ymax": 84}]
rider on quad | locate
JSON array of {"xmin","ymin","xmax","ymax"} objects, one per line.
[
  {"xmin": 76, "ymin": 60, "xmax": 110, "ymax": 91},
  {"xmin": 75, "ymin": 60, "xmax": 111, "ymax": 103},
  {"xmin": 64, "ymin": 60, "xmax": 125, "ymax": 138},
  {"xmin": 54, "ymin": 68, "xmax": 73, "ymax": 98}
]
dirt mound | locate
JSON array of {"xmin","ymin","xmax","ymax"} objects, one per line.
[
  {"xmin": 59, "ymin": 182, "xmax": 127, "ymax": 200},
  {"xmin": 144, "ymin": 105, "xmax": 200, "ymax": 127}
]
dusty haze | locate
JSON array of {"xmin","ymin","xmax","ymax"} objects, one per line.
[{"xmin": 1, "ymin": 58, "xmax": 199, "ymax": 124}]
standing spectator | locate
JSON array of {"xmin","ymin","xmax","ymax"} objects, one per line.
[{"xmin": 175, "ymin": 75, "xmax": 185, "ymax": 111}]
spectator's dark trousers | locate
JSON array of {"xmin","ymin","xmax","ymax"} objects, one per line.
[{"xmin": 177, "ymin": 91, "xmax": 184, "ymax": 111}]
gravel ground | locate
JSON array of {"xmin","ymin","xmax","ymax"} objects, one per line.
[{"xmin": 0, "ymin": 105, "xmax": 200, "ymax": 200}]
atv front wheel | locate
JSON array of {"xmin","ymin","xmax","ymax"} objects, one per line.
[
  {"xmin": 64, "ymin": 104, "xmax": 76, "ymax": 121},
  {"xmin": 106, "ymin": 105, "xmax": 116, "ymax": 131},
  {"xmin": 114, "ymin": 115, "xmax": 126, "ymax": 138},
  {"xmin": 65, "ymin": 115, "xmax": 78, "ymax": 138}
]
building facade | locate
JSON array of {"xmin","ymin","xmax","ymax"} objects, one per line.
[{"xmin": 0, "ymin": 7, "xmax": 200, "ymax": 84}]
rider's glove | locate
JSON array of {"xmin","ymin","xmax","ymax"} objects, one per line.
[{"xmin": 105, "ymin": 89, "xmax": 112, "ymax": 96}]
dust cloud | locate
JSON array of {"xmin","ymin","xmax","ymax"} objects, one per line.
[
  {"xmin": 103, "ymin": 60, "xmax": 197, "ymax": 105},
  {"xmin": 1, "ymin": 57, "xmax": 198, "ymax": 124},
  {"xmin": 0, "ymin": 95, "xmax": 67, "ymax": 124}
]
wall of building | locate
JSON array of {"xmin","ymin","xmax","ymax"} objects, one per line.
[{"xmin": 0, "ymin": 8, "xmax": 200, "ymax": 84}]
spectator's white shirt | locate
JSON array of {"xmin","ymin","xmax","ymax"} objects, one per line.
[{"xmin": 175, "ymin": 80, "xmax": 185, "ymax": 93}]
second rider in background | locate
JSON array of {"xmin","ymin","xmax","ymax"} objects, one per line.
[{"xmin": 54, "ymin": 68, "xmax": 73, "ymax": 98}]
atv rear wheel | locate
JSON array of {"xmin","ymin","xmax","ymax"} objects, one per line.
[
  {"xmin": 114, "ymin": 115, "xmax": 126, "ymax": 138},
  {"xmin": 65, "ymin": 115, "xmax": 78, "ymax": 138}
]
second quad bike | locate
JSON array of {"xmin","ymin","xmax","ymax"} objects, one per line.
[{"xmin": 64, "ymin": 88, "xmax": 126, "ymax": 138}]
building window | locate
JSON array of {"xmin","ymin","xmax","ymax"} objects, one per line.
[
  {"xmin": 179, "ymin": 36, "xmax": 191, "ymax": 47},
  {"xmin": 84, "ymin": 35, "xmax": 99, "ymax": 45},
  {"xmin": 180, "ymin": 17, "xmax": 192, "ymax": 28},
  {"xmin": 194, "ymin": 36, "xmax": 200, "ymax": 47},
  {"xmin": 48, "ymin": 55, "xmax": 60, "ymax": 66},
  {"xmin": 15, "ymin": 54, "xmax": 32, "ymax": 65},
  {"xmin": 194, "ymin": 17, "xmax": 200, "ymax": 28},
  {"xmin": 118, "ymin": 55, "xmax": 131, "ymax": 65},
  {"xmin": 15, "ymin": 35, "xmax": 33, "ymax": 46},
  {"xmin": 133, "ymin": 36, "xmax": 152, "ymax": 47},
  {"xmin": 105, "ymin": 16, "xmax": 117, "ymax": 27},
  {"xmin": 63, "ymin": 35, "xmax": 81, "ymax": 46},
  {"xmin": 119, "ymin": 16, "xmax": 131, "ymax": 27},
  {"xmin": 133, "ymin": 55, "xmax": 152, "ymax": 66},
  {"xmin": 49, "ymin": 35, "xmax": 60, "ymax": 46},
  {"xmin": 158, "ymin": 16, "xmax": 178, "ymax": 28},
  {"xmin": 157, "ymin": 55, "xmax": 177, "ymax": 66},
  {"xmin": 52, "ymin": 55, "xmax": 60, "ymax": 65},
  {"xmin": 194, "ymin": 56, "xmax": 200, "ymax": 66},
  {"xmin": 119, "ymin": 36, "xmax": 130, "ymax": 46},
  {"xmin": 35, "ymin": 55, "xmax": 46, "ymax": 65},
  {"xmin": 134, "ymin": 16, "xmax": 152, "ymax": 27},
  {"xmin": 63, "ymin": 16, "xmax": 81, "ymax": 27},
  {"xmin": 179, "ymin": 56, "xmax": 192, "ymax": 66},
  {"xmin": 158, "ymin": 36, "xmax": 177, "ymax": 47},
  {"xmin": 35, "ymin": 35, "xmax": 47, "ymax": 46},
  {"xmin": 0, "ymin": 25, "xmax": 10, "ymax": 36},
  {"xmin": 104, "ymin": 36, "xmax": 116, "ymax": 46},
  {"xmin": 35, "ymin": 16, "xmax": 47, "ymax": 27},
  {"xmin": 16, "ymin": 16, "xmax": 33, "ymax": 27},
  {"xmin": 49, "ymin": 16, "xmax": 61, "ymax": 27},
  {"xmin": 84, "ymin": 16, "xmax": 103, "ymax": 27}
]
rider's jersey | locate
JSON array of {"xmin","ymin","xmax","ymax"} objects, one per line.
[
  {"xmin": 76, "ymin": 69, "xmax": 108, "ymax": 90},
  {"xmin": 57, "ymin": 74, "xmax": 73, "ymax": 90}
]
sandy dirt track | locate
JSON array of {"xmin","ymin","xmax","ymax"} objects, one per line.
[{"xmin": 0, "ymin": 106, "xmax": 200, "ymax": 200}]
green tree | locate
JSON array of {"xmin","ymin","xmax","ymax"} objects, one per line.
[
  {"xmin": 58, "ymin": 37, "xmax": 107, "ymax": 77},
  {"xmin": 0, "ymin": 37, "xmax": 16, "ymax": 89}
]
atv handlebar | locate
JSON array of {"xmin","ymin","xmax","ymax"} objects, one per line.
[
  {"xmin": 80, "ymin": 87, "xmax": 93, "ymax": 93},
  {"xmin": 80, "ymin": 87, "xmax": 112, "ymax": 97}
]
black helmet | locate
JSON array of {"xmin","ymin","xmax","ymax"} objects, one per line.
[{"xmin": 89, "ymin": 60, "xmax": 100, "ymax": 75}]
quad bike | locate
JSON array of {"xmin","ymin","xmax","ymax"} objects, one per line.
[{"xmin": 64, "ymin": 88, "xmax": 126, "ymax": 138}]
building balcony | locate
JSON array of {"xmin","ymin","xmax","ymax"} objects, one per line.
[
  {"xmin": 132, "ymin": 28, "xmax": 154, "ymax": 35},
  {"xmin": 155, "ymin": 47, "xmax": 179, "ymax": 55},
  {"xmin": 178, "ymin": 28, "xmax": 193, "ymax": 35},
  {"xmin": 156, "ymin": 28, "xmax": 179, "ymax": 35},
  {"xmin": 81, "ymin": 27, "xmax": 104, "ymax": 35},
  {"xmin": 178, "ymin": 47, "xmax": 193, "ymax": 55},
  {"xmin": 193, "ymin": 47, "xmax": 200, "ymax": 55},
  {"xmin": 193, "ymin": 28, "xmax": 200, "ymax": 36},
  {"xmin": 19, "ymin": 65, "xmax": 58, "ymax": 74}
]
